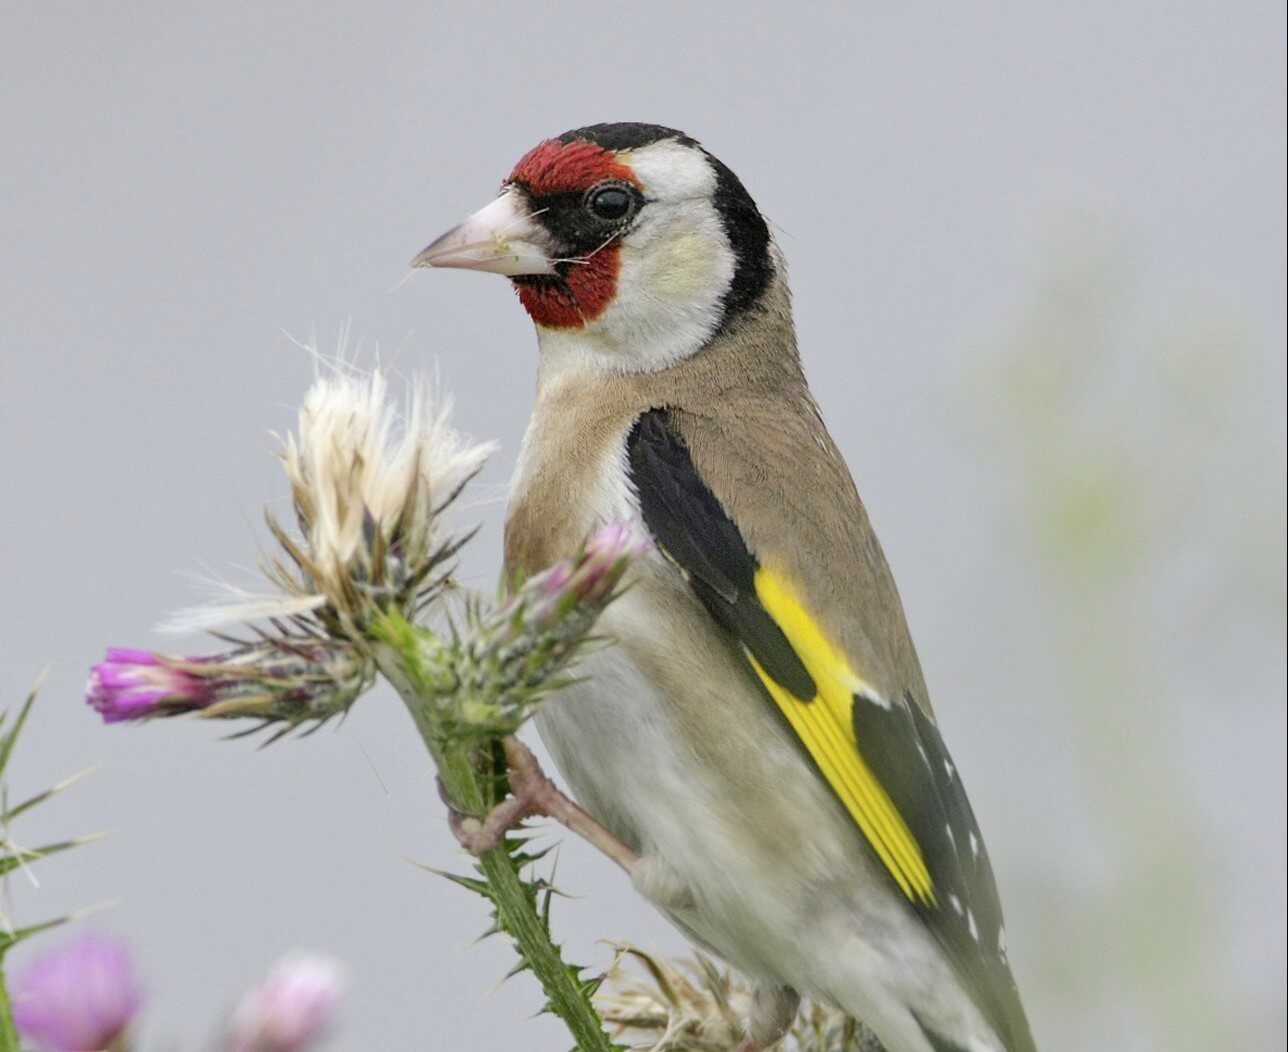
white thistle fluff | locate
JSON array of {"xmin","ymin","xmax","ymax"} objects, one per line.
[
  {"xmin": 166, "ymin": 366, "xmax": 495, "ymax": 632},
  {"xmin": 283, "ymin": 367, "xmax": 493, "ymax": 595}
]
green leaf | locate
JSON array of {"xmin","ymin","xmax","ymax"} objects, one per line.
[
  {"xmin": 0, "ymin": 833, "xmax": 108, "ymax": 876},
  {"xmin": 0, "ymin": 680, "xmax": 40, "ymax": 781},
  {"xmin": 2, "ymin": 767, "xmax": 97, "ymax": 824}
]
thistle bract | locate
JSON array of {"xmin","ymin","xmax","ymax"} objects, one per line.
[{"xmin": 416, "ymin": 524, "xmax": 650, "ymax": 737}]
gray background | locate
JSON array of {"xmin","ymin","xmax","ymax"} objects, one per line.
[{"xmin": 2, "ymin": 4, "xmax": 1284, "ymax": 1050}]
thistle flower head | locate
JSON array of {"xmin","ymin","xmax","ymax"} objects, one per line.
[
  {"xmin": 9, "ymin": 933, "xmax": 142, "ymax": 1052},
  {"xmin": 168, "ymin": 366, "xmax": 495, "ymax": 636},
  {"xmin": 404, "ymin": 523, "xmax": 651, "ymax": 737},
  {"xmin": 87, "ymin": 637, "xmax": 374, "ymax": 732},
  {"xmin": 228, "ymin": 952, "xmax": 347, "ymax": 1052},
  {"xmin": 275, "ymin": 368, "xmax": 494, "ymax": 627}
]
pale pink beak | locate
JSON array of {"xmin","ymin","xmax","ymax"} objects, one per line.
[{"xmin": 411, "ymin": 190, "xmax": 556, "ymax": 276}]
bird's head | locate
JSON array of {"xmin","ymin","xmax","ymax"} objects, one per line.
[{"xmin": 413, "ymin": 123, "xmax": 776, "ymax": 372}]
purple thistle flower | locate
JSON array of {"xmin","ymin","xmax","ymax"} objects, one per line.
[
  {"xmin": 228, "ymin": 953, "xmax": 347, "ymax": 1052},
  {"xmin": 9, "ymin": 933, "xmax": 142, "ymax": 1052},
  {"xmin": 555, "ymin": 523, "xmax": 651, "ymax": 605},
  {"xmin": 87, "ymin": 640, "xmax": 374, "ymax": 729},
  {"xmin": 87, "ymin": 647, "xmax": 213, "ymax": 723}
]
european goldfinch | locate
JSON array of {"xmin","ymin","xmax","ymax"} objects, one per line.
[{"xmin": 414, "ymin": 123, "xmax": 1037, "ymax": 1052}]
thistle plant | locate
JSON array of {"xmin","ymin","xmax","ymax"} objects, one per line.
[
  {"xmin": 2, "ymin": 663, "xmax": 358, "ymax": 1050},
  {"xmin": 84, "ymin": 365, "xmax": 647, "ymax": 1051},
  {"xmin": 0, "ymin": 687, "xmax": 105, "ymax": 1052},
  {"xmin": 2, "ymin": 365, "xmax": 879, "ymax": 1049}
]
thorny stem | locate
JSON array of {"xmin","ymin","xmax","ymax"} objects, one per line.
[
  {"xmin": 374, "ymin": 642, "xmax": 618, "ymax": 1052},
  {"xmin": 0, "ymin": 963, "xmax": 18, "ymax": 1052}
]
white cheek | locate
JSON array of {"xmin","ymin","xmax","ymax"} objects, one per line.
[
  {"xmin": 581, "ymin": 203, "xmax": 734, "ymax": 371},
  {"xmin": 630, "ymin": 230, "xmax": 725, "ymax": 301}
]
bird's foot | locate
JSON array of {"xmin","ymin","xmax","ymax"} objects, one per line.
[
  {"xmin": 736, "ymin": 984, "xmax": 800, "ymax": 1051},
  {"xmin": 443, "ymin": 787, "xmax": 534, "ymax": 855},
  {"xmin": 439, "ymin": 739, "xmax": 557, "ymax": 855},
  {"xmin": 441, "ymin": 738, "xmax": 644, "ymax": 876}
]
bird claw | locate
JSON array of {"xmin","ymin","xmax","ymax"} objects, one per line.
[
  {"xmin": 440, "ymin": 741, "xmax": 554, "ymax": 856},
  {"xmin": 501, "ymin": 736, "xmax": 560, "ymax": 810},
  {"xmin": 447, "ymin": 796, "xmax": 533, "ymax": 855}
]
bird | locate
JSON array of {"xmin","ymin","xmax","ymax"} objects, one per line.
[{"xmin": 412, "ymin": 122, "xmax": 1037, "ymax": 1052}]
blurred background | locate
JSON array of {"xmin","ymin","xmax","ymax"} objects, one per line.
[{"xmin": 1, "ymin": 4, "xmax": 1283, "ymax": 1049}]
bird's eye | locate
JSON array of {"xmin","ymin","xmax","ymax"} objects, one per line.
[{"xmin": 585, "ymin": 184, "xmax": 635, "ymax": 222}]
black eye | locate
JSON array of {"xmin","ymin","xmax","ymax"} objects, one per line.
[{"xmin": 585, "ymin": 183, "xmax": 635, "ymax": 222}]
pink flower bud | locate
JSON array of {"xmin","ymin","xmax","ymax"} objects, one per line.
[
  {"xmin": 228, "ymin": 953, "xmax": 347, "ymax": 1052},
  {"xmin": 87, "ymin": 647, "xmax": 212, "ymax": 722}
]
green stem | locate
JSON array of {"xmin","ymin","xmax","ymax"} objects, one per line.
[
  {"xmin": 0, "ymin": 962, "xmax": 20, "ymax": 1052},
  {"xmin": 374, "ymin": 643, "xmax": 616, "ymax": 1052}
]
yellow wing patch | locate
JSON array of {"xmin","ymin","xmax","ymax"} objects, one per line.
[{"xmin": 752, "ymin": 566, "xmax": 935, "ymax": 905}]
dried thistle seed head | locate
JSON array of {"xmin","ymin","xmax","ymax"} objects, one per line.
[
  {"xmin": 87, "ymin": 638, "xmax": 374, "ymax": 731},
  {"xmin": 275, "ymin": 367, "xmax": 495, "ymax": 629},
  {"xmin": 595, "ymin": 944, "xmax": 877, "ymax": 1052},
  {"xmin": 596, "ymin": 944, "xmax": 746, "ymax": 1051},
  {"xmin": 167, "ymin": 366, "xmax": 495, "ymax": 635}
]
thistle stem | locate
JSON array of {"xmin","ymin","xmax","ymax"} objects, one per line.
[
  {"xmin": 374, "ymin": 643, "xmax": 617, "ymax": 1052},
  {"xmin": 0, "ymin": 964, "xmax": 19, "ymax": 1052}
]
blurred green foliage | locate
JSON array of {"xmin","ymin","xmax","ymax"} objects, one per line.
[{"xmin": 967, "ymin": 208, "xmax": 1285, "ymax": 1051}]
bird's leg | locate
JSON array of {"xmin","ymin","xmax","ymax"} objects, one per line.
[
  {"xmin": 444, "ymin": 737, "xmax": 642, "ymax": 877},
  {"xmin": 736, "ymin": 984, "xmax": 800, "ymax": 1052},
  {"xmin": 628, "ymin": 853, "xmax": 696, "ymax": 909}
]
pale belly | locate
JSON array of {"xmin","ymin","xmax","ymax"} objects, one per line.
[{"xmin": 533, "ymin": 571, "xmax": 994, "ymax": 1052}]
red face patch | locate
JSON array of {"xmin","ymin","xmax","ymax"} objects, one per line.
[
  {"xmin": 507, "ymin": 137, "xmax": 636, "ymax": 328},
  {"xmin": 514, "ymin": 245, "xmax": 621, "ymax": 328},
  {"xmin": 507, "ymin": 137, "xmax": 638, "ymax": 196}
]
